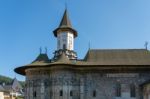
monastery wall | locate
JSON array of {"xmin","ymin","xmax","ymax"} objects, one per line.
[{"xmin": 25, "ymin": 68, "xmax": 150, "ymax": 99}]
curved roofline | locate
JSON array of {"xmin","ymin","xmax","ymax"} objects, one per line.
[{"xmin": 14, "ymin": 63, "xmax": 150, "ymax": 76}]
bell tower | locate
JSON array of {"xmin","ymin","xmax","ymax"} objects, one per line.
[{"xmin": 53, "ymin": 9, "xmax": 77, "ymax": 60}]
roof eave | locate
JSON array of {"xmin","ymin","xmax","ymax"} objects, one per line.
[
  {"xmin": 53, "ymin": 27, "xmax": 78, "ymax": 38},
  {"xmin": 14, "ymin": 64, "xmax": 150, "ymax": 76}
]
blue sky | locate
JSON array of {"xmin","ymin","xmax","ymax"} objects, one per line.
[{"xmin": 0, "ymin": 0, "xmax": 150, "ymax": 81}]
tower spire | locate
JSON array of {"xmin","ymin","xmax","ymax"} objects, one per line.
[
  {"xmin": 53, "ymin": 10, "xmax": 77, "ymax": 37},
  {"xmin": 59, "ymin": 9, "xmax": 72, "ymax": 28}
]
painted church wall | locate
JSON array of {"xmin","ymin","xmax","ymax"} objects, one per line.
[{"xmin": 25, "ymin": 68, "xmax": 150, "ymax": 99}]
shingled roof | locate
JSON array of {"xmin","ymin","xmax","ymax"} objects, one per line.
[
  {"xmin": 84, "ymin": 49, "xmax": 150, "ymax": 65},
  {"xmin": 14, "ymin": 49, "xmax": 150, "ymax": 75},
  {"xmin": 59, "ymin": 9, "xmax": 72, "ymax": 28},
  {"xmin": 11, "ymin": 78, "xmax": 22, "ymax": 91},
  {"xmin": 32, "ymin": 53, "xmax": 50, "ymax": 63},
  {"xmin": 55, "ymin": 52, "xmax": 71, "ymax": 63},
  {"xmin": 0, "ymin": 85, "xmax": 4, "ymax": 92},
  {"xmin": 53, "ymin": 9, "xmax": 78, "ymax": 37}
]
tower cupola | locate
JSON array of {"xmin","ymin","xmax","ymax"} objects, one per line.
[{"xmin": 53, "ymin": 9, "xmax": 77, "ymax": 60}]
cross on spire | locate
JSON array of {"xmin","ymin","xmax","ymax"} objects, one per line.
[
  {"xmin": 65, "ymin": 2, "xmax": 67, "ymax": 10},
  {"xmin": 145, "ymin": 41, "xmax": 148, "ymax": 50},
  {"xmin": 40, "ymin": 47, "xmax": 42, "ymax": 54}
]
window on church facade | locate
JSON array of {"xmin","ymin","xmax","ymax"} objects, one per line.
[
  {"xmin": 50, "ymin": 91, "xmax": 53, "ymax": 96},
  {"xmin": 130, "ymin": 84, "xmax": 136, "ymax": 97},
  {"xmin": 33, "ymin": 91, "xmax": 36, "ymax": 97},
  {"xmin": 70, "ymin": 91, "xmax": 73, "ymax": 96},
  {"xmin": 93, "ymin": 90, "xmax": 96, "ymax": 97},
  {"xmin": 116, "ymin": 83, "xmax": 121, "ymax": 97},
  {"xmin": 60, "ymin": 90, "xmax": 63, "ymax": 96}
]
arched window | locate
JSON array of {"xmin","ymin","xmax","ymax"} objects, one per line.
[
  {"xmin": 93, "ymin": 90, "xmax": 96, "ymax": 97},
  {"xmin": 33, "ymin": 91, "xmax": 36, "ymax": 97},
  {"xmin": 116, "ymin": 83, "xmax": 121, "ymax": 97},
  {"xmin": 130, "ymin": 84, "xmax": 136, "ymax": 97},
  {"xmin": 50, "ymin": 90, "xmax": 53, "ymax": 96},
  {"xmin": 60, "ymin": 90, "xmax": 63, "ymax": 96}
]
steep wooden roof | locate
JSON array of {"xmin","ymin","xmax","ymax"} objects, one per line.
[
  {"xmin": 14, "ymin": 49, "xmax": 150, "ymax": 75},
  {"xmin": 84, "ymin": 49, "xmax": 150, "ymax": 65},
  {"xmin": 53, "ymin": 9, "xmax": 78, "ymax": 37},
  {"xmin": 32, "ymin": 53, "xmax": 50, "ymax": 63},
  {"xmin": 59, "ymin": 9, "xmax": 72, "ymax": 28},
  {"xmin": 0, "ymin": 85, "xmax": 4, "ymax": 92},
  {"xmin": 11, "ymin": 78, "xmax": 22, "ymax": 91}
]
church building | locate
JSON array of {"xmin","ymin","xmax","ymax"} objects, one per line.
[{"xmin": 15, "ymin": 9, "xmax": 150, "ymax": 99}]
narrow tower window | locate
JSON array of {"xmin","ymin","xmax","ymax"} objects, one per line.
[
  {"xmin": 58, "ymin": 40, "xmax": 60, "ymax": 49},
  {"xmin": 116, "ymin": 83, "xmax": 121, "ymax": 97},
  {"xmin": 60, "ymin": 90, "xmax": 63, "ymax": 96},
  {"xmin": 93, "ymin": 90, "xmax": 96, "ymax": 97},
  {"xmin": 130, "ymin": 84, "xmax": 136, "ymax": 97},
  {"xmin": 63, "ymin": 44, "xmax": 66, "ymax": 50}
]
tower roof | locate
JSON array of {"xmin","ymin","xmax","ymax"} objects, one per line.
[
  {"xmin": 33, "ymin": 53, "xmax": 50, "ymax": 63},
  {"xmin": 59, "ymin": 9, "xmax": 72, "ymax": 28},
  {"xmin": 0, "ymin": 85, "xmax": 4, "ymax": 92},
  {"xmin": 11, "ymin": 78, "xmax": 22, "ymax": 91},
  {"xmin": 56, "ymin": 52, "xmax": 70, "ymax": 63},
  {"xmin": 53, "ymin": 9, "xmax": 78, "ymax": 37}
]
